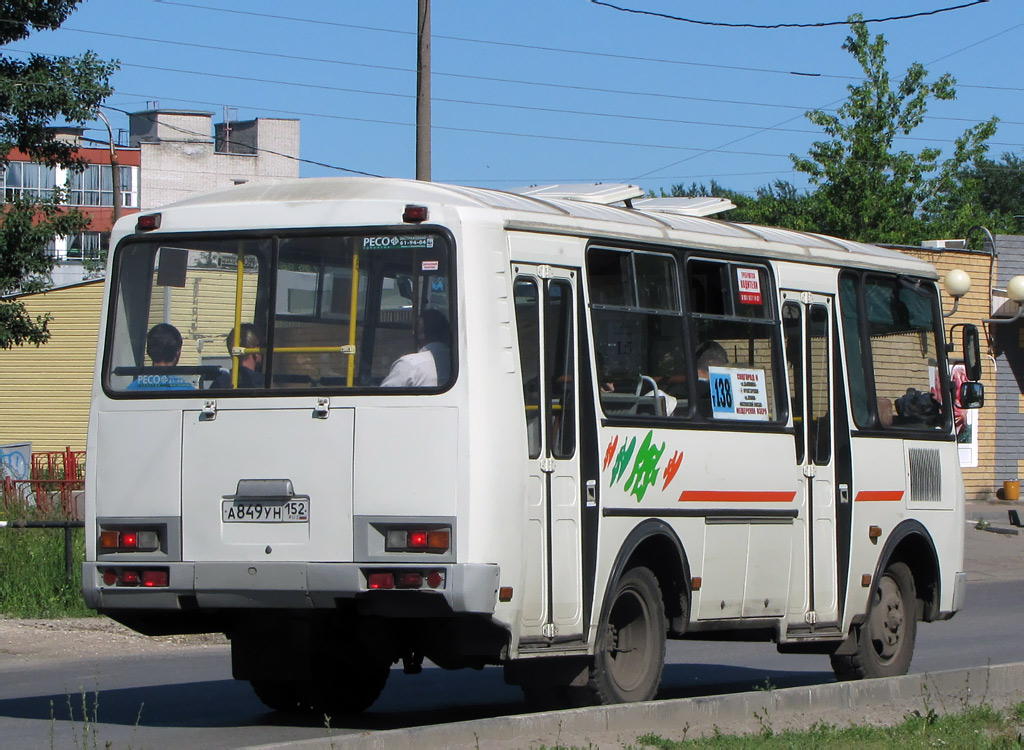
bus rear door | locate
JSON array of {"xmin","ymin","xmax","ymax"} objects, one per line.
[{"xmin": 783, "ymin": 292, "xmax": 843, "ymax": 632}]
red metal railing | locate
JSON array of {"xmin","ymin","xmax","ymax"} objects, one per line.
[{"xmin": 1, "ymin": 447, "xmax": 85, "ymax": 520}]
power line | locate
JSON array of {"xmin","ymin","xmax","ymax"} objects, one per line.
[
  {"xmin": 108, "ymin": 62, "xmax": 1022, "ymax": 149},
  {"xmin": 629, "ymin": 19, "xmax": 1020, "ymax": 181},
  {"xmin": 588, "ymin": 1, "xmax": 991, "ymax": 29},
  {"xmin": 10, "ymin": 48, "xmax": 1022, "ymax": 149},
  {"xmin": 48, "ymin": 23, "xmax": 1024, "ymax": 96},
  {"xmin": 100, "ymin": 104, "xmax": 382, "ymax": 177}
]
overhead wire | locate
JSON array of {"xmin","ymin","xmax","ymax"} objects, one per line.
[
  {"xmin": 40, "ymin": 22, "xmax": 1024, "ymax": 94},
  {"xmin": 588, "ymin": 1, "xmax": 991, "ymax": 29},
  {"xmin": 100, "ymin": 104, "xmax": 382, "ymax": 177}
]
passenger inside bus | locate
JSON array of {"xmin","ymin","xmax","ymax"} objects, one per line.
[
  {"xmin": 381, "ymin": 309, "xmax": 451, "ymax": 388},
  {"xmin": 213, "ymin": 324, "xmax": 265, "ymax": 389},
  {"xmin": 126, "ymin": 323, "xmax": 194, "ymax": 390},
  {"xmin": 695, "ymin": 340, "xmax": 728, "ymax": 417}
]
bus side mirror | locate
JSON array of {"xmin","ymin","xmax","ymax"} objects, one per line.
[
  {"xmin": 963, "ymin": 324, "xmax": 982, "ymax": 382},
  {"xmin": 959, "ymin": 381, "xmax": 984, "ymax": 409}
]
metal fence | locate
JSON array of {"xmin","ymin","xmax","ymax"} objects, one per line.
[{"xmin": 1, "ymin": 447, "xmax": 86, "ymax": 579}]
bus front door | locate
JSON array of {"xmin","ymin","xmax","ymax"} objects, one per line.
[
  {"xmin": 783, "ymin": 293, "xmax": 841, "ymax": 631},
  {"xmin": 513, "ymin": 266, "xmax": 585, "ymax": 644}
]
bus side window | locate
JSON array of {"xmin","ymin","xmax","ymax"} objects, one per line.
[
  {"xmin": 587, "ymin": 247, "xmax": 686, "ymax": 418},
  {"xmin": 514, "ymin": 279, "xmax": 542, "ymax": 459},
  {"xmin": 687, "ymin": 258, "xmax": 781, "ymax": 423}
]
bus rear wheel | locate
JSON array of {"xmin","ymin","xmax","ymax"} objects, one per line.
[
  {"xmin": 307, "ymin": 653, "xmax": 391, "ymax": 717},
  {"xmin": 250, "ymin": 679, "xmax": 311, "ymax": 714},
  {"xmin": 831, "ymin": 561, "xmax": 917, "ymax": 680},
  {"xmin": 587, "ymin": 566, "xmax": 666, "ymax": 704}
]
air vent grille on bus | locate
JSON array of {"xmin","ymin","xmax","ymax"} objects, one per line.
[{"xmin": 908, "ymin": 448, "xmax": 942, "ymax": 502}]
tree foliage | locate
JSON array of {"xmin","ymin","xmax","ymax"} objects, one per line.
[
  {"xmin": 666, "ymin": 17, "xmax": 1014, "ymax": 246},
  {"xmin": 0, "ymin": 0, "xmax": 116, "ymax": 348},
  {"xmin": 0, "ymin": 195, "xmax": 89, "ymax": 348}
]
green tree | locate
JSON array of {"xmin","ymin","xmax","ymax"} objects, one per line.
[
  {"xmin": 0, "ymin": 0, "xmax": 117, "ymax": 349},
  {"xmin": 791, "ymin": 16, "xmax": 997, "ymax": 245},
  {"xmin": 923, "ymin": 151, "xmax": 1024, "ymax": 238}
]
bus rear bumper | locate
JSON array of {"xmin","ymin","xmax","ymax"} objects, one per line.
[{"xmin": 83, "ymin": 561, "xmax": 500, "ymax": 615}]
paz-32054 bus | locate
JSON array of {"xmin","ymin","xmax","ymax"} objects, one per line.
[{"xmin": 83, "ymin": 178, "xmax": 983, "ymax": 713}]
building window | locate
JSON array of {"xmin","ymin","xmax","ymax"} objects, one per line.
[
  {"xmin": 67, "ymin": 164, "xmax": 133, "ymax": 207},
  {"xmin": 66, "ymin": 231, "xmax": 110, "ymax": 260},
  {"xmin": 2, "ymin": 161, "xmax": 58, "ymax": 200}
]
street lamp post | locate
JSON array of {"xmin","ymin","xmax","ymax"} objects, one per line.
[{"xmin": 95, "ymin": 109, "xmax": 122, "ymax": 223}]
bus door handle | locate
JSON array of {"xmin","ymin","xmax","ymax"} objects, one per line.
[
  {"xmin": 586, "ymin": 479, "xmax": 598, "ymax": 508},
  {"xmin": 839, "ymin": 483, "xmax": 850, "ymax": 504}
]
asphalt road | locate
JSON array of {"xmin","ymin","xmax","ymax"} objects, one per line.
[{"xmin": 1, "ymin": 578, "xmax": 1022, "ymax": 750}]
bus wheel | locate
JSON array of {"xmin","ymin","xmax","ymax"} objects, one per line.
[
  {"xmin": 588, "ymin": 566, "xmax": 666, "ymax": 704},
  {"xmin": 250, "ymin": 679, "xmax": 311, "ymax": 714},
  {"xmin": 831, "ymin": 561, "xmax": 917, "ymax": 680},
  {"xmin": 308, "ymin": 654, "xmax": 391, "ymax": 717}
]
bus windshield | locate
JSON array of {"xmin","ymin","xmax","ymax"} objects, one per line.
[{"xmin": 104, "ymin": 231, "xmax": 454, "ymax": 394}]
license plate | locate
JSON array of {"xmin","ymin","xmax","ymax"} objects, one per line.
[{"xmin": 222, "ymin": 499, "xmax": 309, "ymax": 523}]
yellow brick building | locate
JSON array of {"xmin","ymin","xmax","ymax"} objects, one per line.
[{"xmin": 0, "ymin": 280, "xmax": 104, "ymax": 453}]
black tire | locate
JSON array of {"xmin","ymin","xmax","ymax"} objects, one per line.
[
  {"xmin": 831, "ymin": 561, "xmax": 917, "ymax": 680},
  {"xmin": 307, "ymin": 654, "xmax": 391, "ymax": 718},
  {"xmin": 250, "ymin": 679, "xmax": 312, "ymax": 714},
  {"xmin": 587, "ymin": 566, "xmax": 666, "ymax": 704}
]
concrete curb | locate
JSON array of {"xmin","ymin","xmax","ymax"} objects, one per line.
[{"xmin": 246, "ymin": 662, "xmax": 1024, "ymax": 749}]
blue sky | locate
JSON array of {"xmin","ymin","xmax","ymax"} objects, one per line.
[{"xmin": 12, "ymin": 0, "xmax": 1024, "ymax": 197}]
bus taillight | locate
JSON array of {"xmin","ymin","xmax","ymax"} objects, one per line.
[{"xmin": 385, "ymin": 527, "xmax": 450, "ymax": 553}]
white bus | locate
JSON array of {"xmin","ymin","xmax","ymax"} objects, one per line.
[{"xmin": 84, "ymin": 178, "xmax": 983, "ymax": 713}]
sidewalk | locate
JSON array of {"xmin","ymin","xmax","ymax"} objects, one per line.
[{"xmin": 965, "ymin": 499, "xmax": 1024, "ymax": 582}]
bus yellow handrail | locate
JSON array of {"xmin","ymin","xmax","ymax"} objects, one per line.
[
  {"xmin": 230, "ymin": 345, "xmax": 355, "ymax": 356},
  {"xmin": 231, "ymin": 243, "xmax": 245, "ymax": 388},
  {"xmin": 346, "ymin": 251, "xmax": 360, "ymax": 387}
]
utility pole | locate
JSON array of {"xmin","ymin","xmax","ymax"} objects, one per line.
[{"xmin": 416, "ymin": 0, "xmax": 431, "ymax": 181}]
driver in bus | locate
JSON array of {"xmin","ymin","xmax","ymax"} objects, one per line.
[
  {"xmin": 126, "ymin": 323, "xmax": 194, "ymax": 390},
  {"xmin": 381, "ymin": 309, "xmax": 451, "ymax": 388}
]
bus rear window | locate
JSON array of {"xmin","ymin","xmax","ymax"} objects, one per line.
[{"xmin": 104, "ymin": 232, "xmax": 454, "ymax": 394}]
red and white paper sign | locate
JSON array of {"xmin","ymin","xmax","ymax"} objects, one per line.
[{"xmin": 736, "ymin": 267, "xmax": 762, "ymax": 305}]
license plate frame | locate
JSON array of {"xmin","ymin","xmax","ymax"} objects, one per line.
[{"xmin": 221, "ymin": 499, "xmax": 309, "ymax": 523}]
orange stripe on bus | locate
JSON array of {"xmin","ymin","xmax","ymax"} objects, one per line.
[
  {"xmin": 678, "ymin": 490, "xmax": 797, "ymax": 503},
  {"xmin": 855, "ymin": 490, "xmax": 904, "ymax": 502}
]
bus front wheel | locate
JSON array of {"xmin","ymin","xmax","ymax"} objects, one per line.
[
  {"xmin": 588, "ymin": 566, "xmax": 666, "ymax": 704},
  {"xmin": 831, "ymin": 561, "xmax": 917, "ymax": 680}
]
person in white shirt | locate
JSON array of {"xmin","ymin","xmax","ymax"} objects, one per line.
[{"xmin": 381, "ymin": 309, "xmax": 451, "ymax": 387}]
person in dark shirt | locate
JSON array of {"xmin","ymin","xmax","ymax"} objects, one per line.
[{"xmin": 213, "ymin": 324, "xmax": 265, "ymax": 389}]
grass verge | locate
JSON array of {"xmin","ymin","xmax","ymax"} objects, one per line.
[
  {"xmin": 0, "ymin": 505, "xmax": 90, "ymax": 617},
  {"xmin": 630, "ymin": 701, "xmax": 1024, "ymax": 749}
]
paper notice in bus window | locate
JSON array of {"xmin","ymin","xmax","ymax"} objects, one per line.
[
  {"xmin": 422, "ymin": 260, "xmax": 439, "ymax": 271},
  {"xmin": 708, "ymin": 366, "xmax": 770, "ymax": 421},
  {"xmin": 736, "ymin": 267, "xmax": 762, "ymax": 305}
]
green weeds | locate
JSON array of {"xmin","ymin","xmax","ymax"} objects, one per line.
[
  {"xmin": 632, "ymin": 701, "xmax": 1024, "ymax": 748},
  {"xmin": 0, "ymin": 502, "xmax": 89, "ymax": 617}
]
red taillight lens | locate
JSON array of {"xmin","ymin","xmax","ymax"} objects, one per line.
[
  {"xmin": 102, "ymin": 569, "xmax": 117, "ymax": 586},
  {"xmin": 142, "ymin": 569, "xmax": 169, "ymax": 588},
  {"xmin": 408, "ymin": 531, "xmax": 428, "ymax": 548},
  {"xmin": 367, "ymin": 573, "xmax": 395, "ymax": 590},
  {"xmin": 120, "ymin": 531, "xmax": 138, "ymax": 549},
  {"xmin": 426, "ymin": 570, "xmax": 444, "ymax": 589},
  {"xmin": 397, "ymin": 572, "xmax": 423, "ymax": 589},
  {"xmin": 403, "ymin": 204, "xmax": 428, "ymax": 223},
  {"xmin": 136, "ymin": 213, "xmax": 161, "ymax": 231},
  {"xmin": 119, "ymin": 570, "xmax": 141, "ymax": 586}
]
